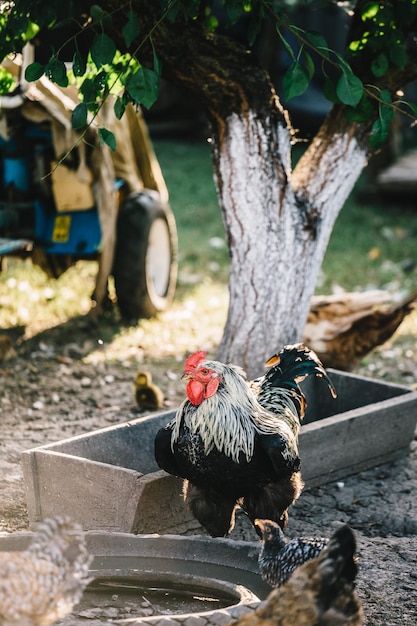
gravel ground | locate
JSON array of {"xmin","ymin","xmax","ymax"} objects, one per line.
[{"xmin": 0, "ymin": 314, "xmax": 416, "ymax": 625}]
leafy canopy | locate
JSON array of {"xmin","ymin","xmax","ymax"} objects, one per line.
[{"xmin": 1, "ymin": 0, "xmax": 417, "ymax": 149}]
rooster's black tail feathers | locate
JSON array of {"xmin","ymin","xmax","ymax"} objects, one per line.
[{"xmin": 264, "ymin": 343, "xmax": 337, "ymax": 399}]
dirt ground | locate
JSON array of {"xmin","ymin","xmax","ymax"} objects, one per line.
[{"xmin": 0, "ymin": 313, "xmax": 416, "ymax": 626}]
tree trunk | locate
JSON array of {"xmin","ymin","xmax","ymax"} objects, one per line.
[{"xmin": 212, "ymin": 106, "xmax": 370, "ymax": 377}]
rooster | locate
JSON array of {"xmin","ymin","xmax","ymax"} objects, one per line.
[
  {"xmin": 154, "ymin": 344, "xmax": 336, "ymax": 537},
  {"xmin": 0, "ymin": 515, "xmax": 92, "ymax": 626},
  {"xmin": 228, "ymin": 524, "xmax": 363, "ymax": 626}
]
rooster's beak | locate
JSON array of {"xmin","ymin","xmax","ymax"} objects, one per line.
[
  {"xmin": 181, "ymin": 373, "xmax": 192, "ymax": 381},
  {"xmin": 264, "ymin": 354, "xmax": 280, "ymax": 367}
]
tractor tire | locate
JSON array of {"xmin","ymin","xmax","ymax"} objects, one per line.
[{"xmin": 113, "ymin": 190, "xmax": 178, "ymax": 321}]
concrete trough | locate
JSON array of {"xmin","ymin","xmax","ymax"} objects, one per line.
[
  {"xmin": 21, "ymin": 369, "xmax": 417, "ymax": 533},
  {"xmin": 0, "ymin": 531, "xmax": 269, "ymax": 626}
]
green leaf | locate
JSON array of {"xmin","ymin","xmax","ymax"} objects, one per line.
[
  {"xmin": 139, "ymin": 67, "xmax": 160, "ymax": 109},
  {"xmin": 79, "ymin": 78, "xmax": 98, "ymax": 110},
  {"xmin": 114, "ymin": 97, "xmax": 126, "ymax": 120},
  {"xmin": 336, "ymin": 69, "xmax": 363, "ymax": 106},
  {"xmin": 226, "ymin": 3, "xmax": 246, "ymax": 23},
  {"xmin": 90, "ymin": 5, "xmax": 108, "ymax": 22},
  {"xmin": 282, "ymin": 61, "xmax": 310, "ymax": 100},
  {"xmin": 24, "ymin": 62, "xmax": 45, "ymax": 82},
  {"xmin": 45, "ymin": 58, "xmax": 68, "ymax": 87},
  {"xmin": 371, "ymin": 52, "xmax": 389, "ymax": 77},
  {"xmin": 323, "ymin": 77, "xmax": 340, "ymax": 104},
  {"xmin": 400, "ymin": 100, "xmax": 417, "ymax": 118},
  {"xmin": 99, "ymin": 127, "xmax": 116, "ymax": 151},
  {"xmin": 72, "ymin": 102, "xmax": 88, "ymax": 129},
  {"xmin": 378, "ymin": 91, "xmax": 394, "ymax": 127},
  {"xmin": 36, "ymin": 6, "xmax": 56, "ymax": 29},
  {"xmin": 276, "ymin": 25, "xmax": 295, "ymax": 62},
  {"xmin": 302, "ymin": 50, "xmax": 315, "ymax": 80},
  {"xmin": 125, "ymin": 67, "xmax": 159, "ymax": 109},
  {"xmin": 165, "ymin": 1, "xmax": 180, "ymax": 23},
  {"xmin": 303, "ymin": 31, "xmax": 329, "ymax": 58},
  {"xmin": 122, "ymin": 10, "xmax": 140, "ymax": 48},
  {"xmin": 125, "ymin": 70, "xmax": 144, "ymax": 103},
  {"xmin": 344, "ymin": 96, "xmax": 374, "ymax": 122},
  {"xmin": 93, "ymin": 70, "xmax": 108, "ymax": 90},
  {"xmin": 369, "ymin": 117, "xmax": 390, "ymax": 148},
  {"xmin": 389, "ymin": 44, "xmax": 407, "ymax": 68},
  {"xmin": 380, "ymin": 103, "xmax": 394, "ymax": 127},
  {"xmin": 91, "ymin": 33, "xmax": 116, "ymax": 68},
  {"xmin": 379, "ymin": 89, "xmax": 392, "ymax": 105},
  {"xmin": 23, "ymin": 20, "xmax": 40, "ymax": 41},
  {"xmin": 153, "ymin": 51, "xmax": 161, "ymax": 76},
  {"xmin": 72, "ymin": 50, "xmax": 86, "ymax": 77}
]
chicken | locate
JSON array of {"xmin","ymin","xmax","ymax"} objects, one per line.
[
  {"xmin": 0, "ymin": 515, "xmax": 92, "ymax": 626},
  {"xmin": 303, "ymin": 289, "xmax": 417, "ymax": 370},
  {"xmin": 134, "ymin": 370, "xmax": 164, "ymax": 410},
  {"xmin": 228, "ymin": 524, "xmax": 363, "ymax": 626},
  {"xmin": 0, "ymin": 334, "xmax": 17, "ymax": 363},
  {"xmin": 154, "ymin": 344, "xmax": 336, "ymax": 537},
  {"xmin": 255, "ymin": 518, "xmax": 328, "ymax": 588}
]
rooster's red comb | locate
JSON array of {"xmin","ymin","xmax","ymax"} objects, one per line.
[{"xmin": 184, "ymin": 350, "xmax": 207, "ymax": 373}]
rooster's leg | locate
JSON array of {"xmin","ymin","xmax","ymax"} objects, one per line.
[
  {"xmin": 183, "ymin": 480, "xmax": 238, "ymax": 537},
  {"xmin": 242, "ymin": 473, "xmax": 304, "ymax": 534}
]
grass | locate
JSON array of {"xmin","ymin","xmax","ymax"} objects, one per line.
[
  {"xmin": 319, "ymin": 188, "xmax": 417, "ymax": 294},
  {"xmin": 153, "ymin": 138, "xmax": 230, "ymax": 291},
  {"xmin": 0, "ymin": 137, "xmax": 416, "ymax": 366}
]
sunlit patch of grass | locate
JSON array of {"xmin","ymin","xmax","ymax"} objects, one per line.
[
  {"xmin": 319, "ymin": 191, "xmax": 417, "ymax": 294},
  {"xmin": 0, "ymin": 258, "xmax": 96, "ymax": 335},
  {"xmin": 153, "ymin": 138, "xmax": 230, "ymax": 287},
  {"xmin": 83, "ymin": 278, "xmax": 228, "ymax": 366}
]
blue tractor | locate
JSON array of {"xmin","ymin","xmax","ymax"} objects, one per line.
[{"xmin": 0, "ymin": 47, "xmax": 177, "ymax": 320}]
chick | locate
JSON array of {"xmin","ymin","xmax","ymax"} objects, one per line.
[
  {"xmin": 0, "ymin": 515, "xmax": 92, "ymax": 626},
  {"xmin": 0, "ymin": 334, "xmax": 17, "ymax": 363},
  {"xmin": 229, "ymin": 524, "xmax": 362, "ymax": 626},
  {"xmin": 134, "ymin": 370, "xmax": 164, "ymax": 410},
  {"xmin": 255, "ymin": 518, "xmax": 328, "ymax": 587}
]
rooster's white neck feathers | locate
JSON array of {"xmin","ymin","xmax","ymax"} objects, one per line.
[{"xmin": 172, "ymin": 360, "xmax": 300, "ymax": 463}]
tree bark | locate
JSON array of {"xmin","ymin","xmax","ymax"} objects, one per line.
[{"xmin": 211, "ymin": 105, "xmax": 370, "ymax": 377}]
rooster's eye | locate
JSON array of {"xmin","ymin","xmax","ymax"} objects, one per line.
[{"xmin": 200, "ymin": 368, "xmax": 209, "ymax": 375}]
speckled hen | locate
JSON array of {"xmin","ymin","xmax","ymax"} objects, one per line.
[
  {"xmin": 0, "ymin": 516, "xmax": 92, "ymax": 626},
  {"xmin": 228, "ymin": 524, "xmax": 363, "ymax": 626},
  {"xmin": 255, "ymin": 518, "xmax": 328, "ymax": 587}
]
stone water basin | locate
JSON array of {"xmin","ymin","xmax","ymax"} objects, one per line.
[{"xmin": 0, "ymin": 531, "xmax": 268, "ymax": 625}]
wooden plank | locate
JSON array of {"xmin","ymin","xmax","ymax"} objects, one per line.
[
  {"xmin": 22, "ymin": 450, "xmax": 143, "ymax": 532},
  {"xmin": 21, "ymin": 447, "xmax": 197, "ymax": 534},
  {"xmin": 300, "ymin": 393, "xmax": 417, "ymax": 486}
]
